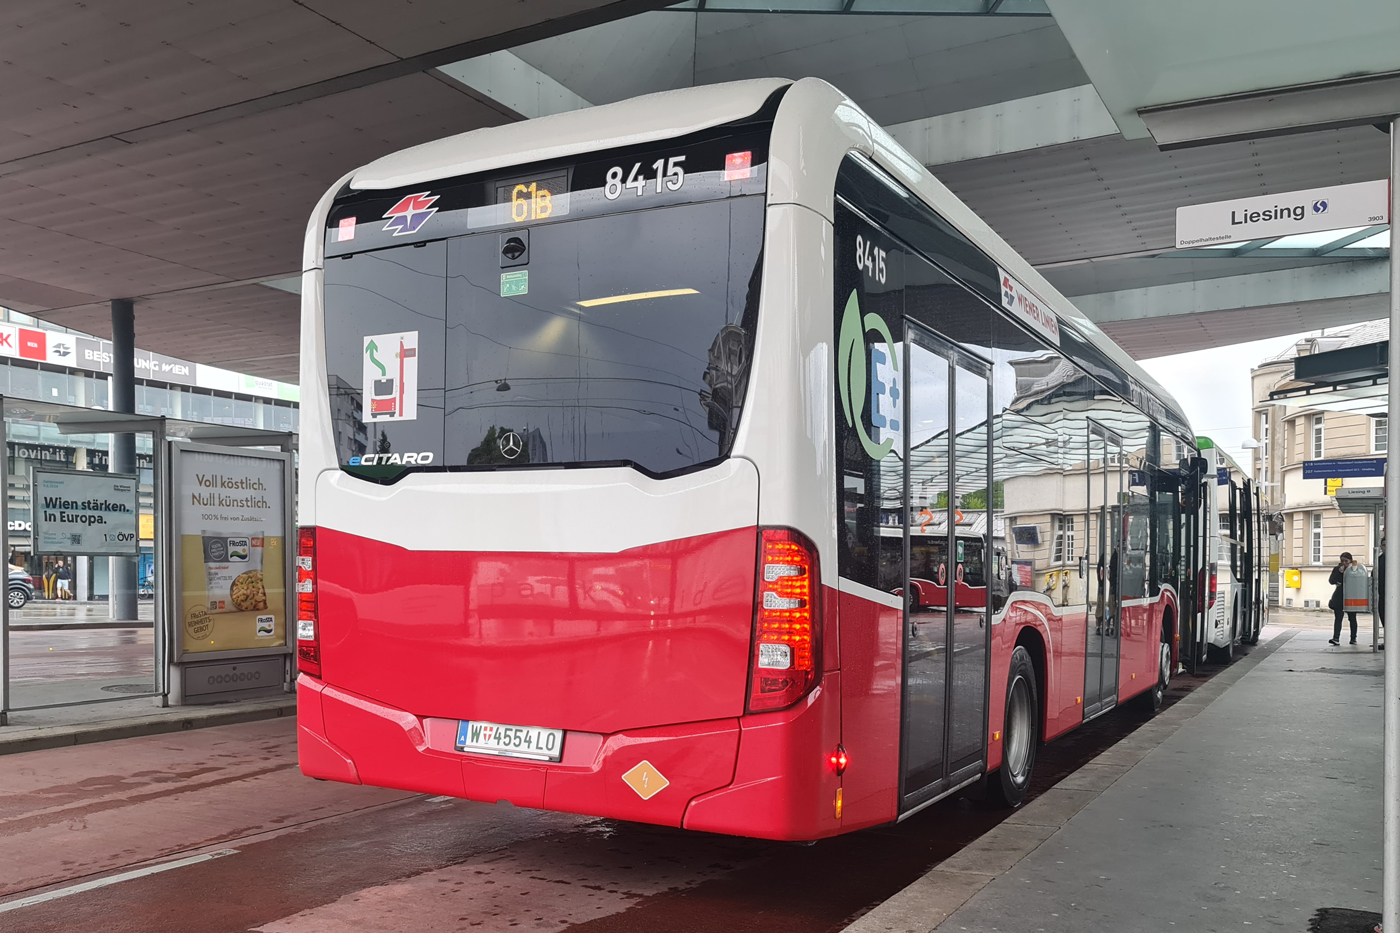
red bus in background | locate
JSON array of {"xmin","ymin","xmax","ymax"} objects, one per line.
[{"xmin": 294, "ymin": 77, "xmax": 1193, "ymax": 840}]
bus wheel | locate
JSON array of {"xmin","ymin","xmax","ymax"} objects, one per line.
[
  {"xmin": 1140, "ymin": 624, "xmax": 1171, "ymax": 716},
  {"xmin": 994, "ymin": 646, "xmax": 1039, "ymax": 808},
  {"xmin": 1208, "ymin": 611, "xmax": 1236, "ymax": 664}
]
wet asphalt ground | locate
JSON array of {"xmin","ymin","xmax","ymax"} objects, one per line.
[{"xmin": 0, "ymin": 645, "xmax": 1257, "ymax": 933}]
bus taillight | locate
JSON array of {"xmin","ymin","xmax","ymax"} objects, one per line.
[
  {"xmin": 1207, "ymin": 562, "xmax": 1218, "ymax": 608},
  {"xmin": 748, "ymin": 527, "xmax": 821, "ymax": 713},
  {"xmin": 296, "ymin": 526, "xmax": 321, "ymax": 678}
]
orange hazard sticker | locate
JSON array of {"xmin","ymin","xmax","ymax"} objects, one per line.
[{"xmin": 621, "ymin": 760, "xmax": 670, "ymax": 800}]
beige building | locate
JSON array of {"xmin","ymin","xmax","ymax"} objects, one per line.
[{"xmin": 1251, "ymin": 321, "xmax": 1385, "ymax": 609}]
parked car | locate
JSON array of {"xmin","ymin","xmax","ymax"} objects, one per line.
[{"xmin": 8, "ymin": 569, "xmax": 33, "ymax": 609}]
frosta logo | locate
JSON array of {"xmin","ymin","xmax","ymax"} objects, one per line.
[
  {"xmin": 382, "ymin": 192, "xmax": 439, "ymax": 236},
  {"xmin": 837, "ymin": 290, "xmax": 900, "ymax": 461}
]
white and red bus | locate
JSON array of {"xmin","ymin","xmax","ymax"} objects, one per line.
[{"xmin": 295, "ymin": 77, "xmax": 1196, "ymax": 840}]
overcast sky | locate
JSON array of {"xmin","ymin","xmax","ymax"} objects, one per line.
[{"xmin": 1140, "ymin": 331, "xmax": 1315, "ymax": 471}]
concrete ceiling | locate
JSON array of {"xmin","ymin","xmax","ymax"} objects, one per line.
[
  {"xmin": 1100, "ymin": 290, "xmax": 1390, "ymax": 362},
  {"xmin": 514, "ymin": 9, "xmax": 1087, "ymax": 126},
  {"xmin": 4, "ymin": 0, "xmax": 1396, "ymax": 383},
  {"xmin": 930, "ymin": 124, "xmax": 1391, "ymax": 269},
  {"xmin": 0, "ymin": 0, "xmax": 662, "ymax": 381},
  {"xmin": 1044, "ymin": 0, "xmax": 1400, "ymax": 139}
]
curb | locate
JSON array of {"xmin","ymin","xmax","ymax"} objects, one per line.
[
  {"xmin": 0, "ymin": 696, "xmax": 296, "ymax": 756},
  {"xmin": 841, "ymin": 629, "xmax": 1298, "ymax": 933}
]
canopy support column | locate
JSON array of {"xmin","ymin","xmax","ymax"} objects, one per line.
[{"xmin": 109, "ymin": 299, "xmax": 138, "ymax": 623}]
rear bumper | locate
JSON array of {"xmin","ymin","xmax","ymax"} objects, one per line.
[{"xmin": 298, "ymin": 673, "xmax": 844, "ymax": 840}]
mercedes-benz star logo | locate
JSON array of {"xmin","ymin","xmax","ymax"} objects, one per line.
[{"xmin": 498, "ymin": 431, "xmax": 523, "ymax": 459}]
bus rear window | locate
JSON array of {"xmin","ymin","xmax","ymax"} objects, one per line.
[{"xmin": 323, "ymin": 196, "xmax": 765, "ymax": 478}]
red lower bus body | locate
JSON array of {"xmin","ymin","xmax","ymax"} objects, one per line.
[{"xmin": 299, "ymin": 526, "xmax": 1175, "ymax": 840}]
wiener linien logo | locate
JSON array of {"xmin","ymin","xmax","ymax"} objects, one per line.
[{"xmin": 837, "ymin": 289, "xmax": 899, "ymax": 461}]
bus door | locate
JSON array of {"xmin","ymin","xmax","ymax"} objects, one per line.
[
  {"xmin": 1241, "ymin": 478, "xmax": 1255, "ymax": 642},
  {"xmin": 1084, "ymin": 423, "xmax": 1125, "ymax": 719},
  {"xmin": 901, "ymin": 324, "xmax": 991, "ymax": 807},
  {"xmin": 1178, "ymin": 455, "xmax": 1208, "ymax": 675}
]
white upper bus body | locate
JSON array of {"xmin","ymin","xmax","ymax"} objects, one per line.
[
  {"xmin": 1203, "ymin": 442, "xmax": 1264, "ymax": 648},
  {"xmin": 299, "ymin": 77, "xmax": 1189, "ymax": 578}
]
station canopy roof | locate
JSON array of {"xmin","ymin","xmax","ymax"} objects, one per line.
[
  {"xmin": 1268, "ymin": 336, "xmax": 1389, "ymax": 416},
  {"xmin": 0, "ymin": 0, "xmax": 1396, "ymax": 383},
  {"xmin": 0, "ymin": 0, "xmax": 666, "ymax": 382}
]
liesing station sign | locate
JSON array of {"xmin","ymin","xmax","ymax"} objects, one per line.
[
  {"xmin": 31, "ymin": 470, "xmax": 139, "ymax": 555},
  {"xmin": 1176, "ymin": 179, "xmax": 1388, "ymax": 249}
]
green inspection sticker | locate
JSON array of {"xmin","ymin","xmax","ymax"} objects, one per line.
[{"xmin": 500, "ymin": 270, "xmax": 528, "ymax": 297}]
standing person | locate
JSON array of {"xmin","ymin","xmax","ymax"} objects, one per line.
[
  {"xmin": 55, "ymin": 559, "xmax": 71, "ymax": 600},
  {"xmin": 42, "ymin": 561, "xmax": 54, "ymax": 601},
  {"xmin": 1329, "ymin": 552, "xmax": 1361, "ymax": 645}
]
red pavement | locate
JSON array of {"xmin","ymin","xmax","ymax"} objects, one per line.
[{"xmin": 0, "ymin": 655, "xmax": 1234, "ymax": 933}]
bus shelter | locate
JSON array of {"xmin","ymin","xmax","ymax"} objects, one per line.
[{"xmin": 0, "ymin": 397, "xmax": 295, "ymax": 724}]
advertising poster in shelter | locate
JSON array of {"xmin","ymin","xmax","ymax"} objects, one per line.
[
  {"xmin": 178, "ymin": 449, "xmax": 287, "ymax": 654},
  {"xmin": 32, "ymin": 470, "xmax": 139, "ymax": 555}
]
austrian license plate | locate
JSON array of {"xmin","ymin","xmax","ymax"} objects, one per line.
[{"xmin": 455, "ymin": 720, "xmax": 564, "ymax": 762}]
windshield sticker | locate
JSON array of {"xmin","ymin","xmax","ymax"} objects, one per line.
[
  {"xmin": 500, "ymin": 270, "xmax": 529, "ymax": 297},
  {"xmin": 362, "ymin": 331, "xmax": 419, "ymax": 423}
]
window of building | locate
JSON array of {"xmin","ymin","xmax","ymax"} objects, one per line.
[
  {"xmin": 1311, "ymin": 512, "xmax": 1323, "ymax": 564},
  {"xmin": 1259, "ymin": 411, "xmax": 1269, "ymax": 484},
  {"xmin": 1374, "ymin": 416, "xmax": 1388, "ymax": 454},
  {"xmin": 1312, "ymin": 414, "xmax": 1325, "ymax": 459},
  {"xmin": 1052, "ymin": 515, "xmax": 1074, "ymax": 563}
]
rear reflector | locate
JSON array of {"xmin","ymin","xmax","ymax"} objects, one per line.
[
  {"xmin": 748, "ymin": 527, "xmax": 820, "ymax": 713},
  {"xmin": 724, "ymin": 151, "xmax": 753, "ymax": 181},
  {"xmin": 296, "ymin": 526, "xmax": 321, "ymax": 678}
]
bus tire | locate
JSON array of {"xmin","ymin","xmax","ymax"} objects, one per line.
[
  {"xmin": 1139, "ymin": 620, "xmax": 1171, "ymax": 717},
  {"xmin": 993, "ymin": 646, "xmax": 1039, "ymax": 808},
  {"xmin": 1207, "ymin": 610, "xmax": 1236, "ymax": 664}
]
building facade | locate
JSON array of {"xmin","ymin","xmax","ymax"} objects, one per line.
[
  {"xmin": 1251, "ymin": 322, "xmax": 1384, "ymax": 609},
  {"xmin": 0, "ymin": 309, "xmax": 300, "ymax": 598}
]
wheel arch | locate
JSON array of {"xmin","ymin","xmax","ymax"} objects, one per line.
[
  {"xmin": 1013, "ymin": 624, "xmax": 1048, "ymax": 740},
  {"xmin": 1161, "ymin": 603, "xmax": 1177, "ymax": 665}
]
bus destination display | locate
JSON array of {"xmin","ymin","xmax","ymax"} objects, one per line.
[{"xmin": 495, "ymin": 172, "xmax": 569, "ymax": 224}]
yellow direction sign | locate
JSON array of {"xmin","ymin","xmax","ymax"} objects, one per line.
[
  {"xmin": 621, "ymin": 760, "xmax": 670, "ymax": 800},
  {"xmin": 1326, "ymin": 478, "xmax": 1343, "ymax": 495}
]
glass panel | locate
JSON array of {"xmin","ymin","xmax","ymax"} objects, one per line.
[
  {"xmin": 39, "ymin": 370, "xmax": 75, "ymax": 405},
  {"xmin": 444, "ymin": 197, "xmax": 763, "ymax": 475},
  {"xmin": 88, "ymin": 377, "xmax": 109, "ymax": 411},
  {"xmin": 1259, "ymin": 227, "xmax": 1367, "ymax": 249},
  {"xmin": 8, "ymin": 365, "xmax": 38, "ymax": 402},
  {"xmin": 1084, "ymin": 429, "xmax": 1106, "ymax": 710},
  {"xmin": 948, "ymin": 360, "xmax": 988, "ymax": 766},
  {"xmin": 233, "ymin": 399, "xmax": 256, "ymax": 428},
  {"xmin": 707, "ymin": 0, "xmax": 845, "ymax": 9},
  {"xmin": 185, "ymin": 392, "xmax": 213, "ymax": 423},
  {"xmin": 1103, "ymin": 437, "xmax": 1124, "ymax": 703},
  {"xmin": 323, "ymin": 240, "xmax": 447, "ymax": 468},
  {"xmin": 904, "ymin": 337, "xmax": 947, "ymax": 793},
  {"xmin": 835, "ymin": 205, "xmax": 906, "ymax": 592},
  {"xmin": 851, "ymin": 0, "xmax": 983, "ymax": 11}
]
